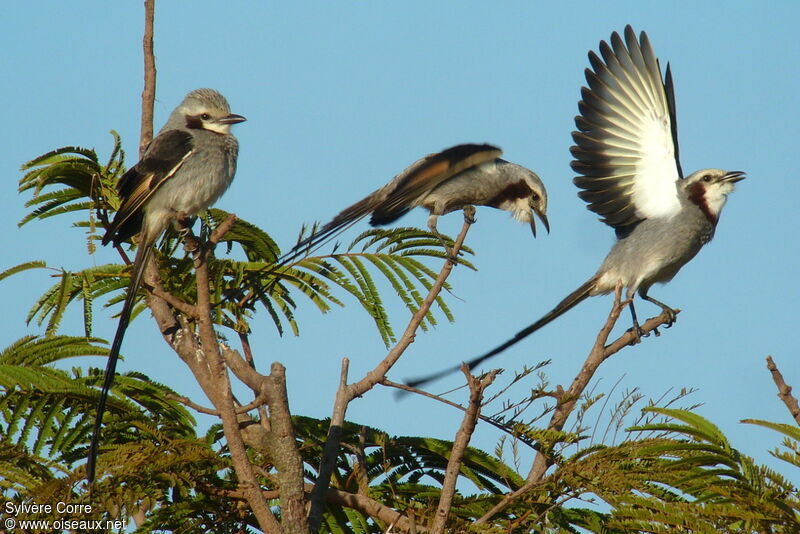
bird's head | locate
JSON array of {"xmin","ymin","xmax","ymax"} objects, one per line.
[
  {"xmin": 683, "ymin": 169, "xmax": 745, "ymax": 223},
  {"xmin": 523, "ymin": 170, "xmax": 550, "ymax": 237},
  {"xmin": 173, "ymin": 88, "xmax": 246, "ymax": 135},
  {"xmin": 489, "ymin": 161, "xmax": 550, "ymax": 237}
]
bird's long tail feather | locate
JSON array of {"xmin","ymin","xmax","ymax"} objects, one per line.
[
  {"xmin": 277, "ymin": 213, "xmax": 368, "ymax": 266},
  {"xmin": 88, "ymin": 240, "xmax": 152, "ymax": 484},
  {"xmin": 406, "ymin": 277, "xmax": 598, "ymax": 389}
]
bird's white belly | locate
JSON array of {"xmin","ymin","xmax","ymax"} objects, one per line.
[{"xmin": 142, "ymin": 157, "xmax": 234, "ymax": 237}]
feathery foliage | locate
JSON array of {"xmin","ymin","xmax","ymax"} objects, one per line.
[
  {"xmin": 10, "ymin": 140, "xmax": 470, "ymax": 348},
  {"xmin": 1, "ymin": 330, "xmax": 799, "ymax": 531},
  {"xmin": 5, "ymin": 134, "xmax": 799, "ymax": 533}
]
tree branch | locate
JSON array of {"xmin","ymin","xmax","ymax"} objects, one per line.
[
  {"xmin": 308, "ymin": 358, "xmax": 351, "ymax": 529},
  {"xmin": 184, "ymin": 225, "xmax": 282, "ymax": 533},
  {"xmin": 218, "ymin": 343, "xmax": 309, "ymax": 533},
  {"xmin": 148, "ymin": 286, "xmax": 197, "ymax": 317},
  {"xmin": 129, "ymin": 3, "xmax": 279, "ymax": 530},
  {"xmin": 216, "ymin": 482, "xmax": 427, "ymax": 533},
  {"xmin": 238, "ymin": 331, "xmax": 271, "ymax": 432},
  {"xmin": 234, "ymin": 387, "xmax": 270, "ymax": 414},
  {"xmin": 222, "ymin": 343, "xmax": 269, "ymax": 392},
  {"xmin": 166, "ymin": 393, "xmax": 219, "ymax": 416},
  {"xmin": 474, "ymin": 283, "xmax": 677, "ymax": 524},
  {"xmin": 209, "ymin": 213, "xmax": 237, "ymax": 244},
  {"xmin": 380, "ymin": 376, "xmax": 522, "ymax": 443},
  {"xmin": 431, "ymin": 365, "xmax": 496, "ymax": 533},
  {"xmin": 323, "ymin": 485, "xmax": 424, "ymax": 533},
  {"xmin": 262, "ymin": 363, "xmax": 309, "ymax": 532},
  {"xmin": 307, "ymin": 216, "xmax": 474, "ymax": 531},
  {"xmin": 351, "ymin": 216, "xmax": 473, "ymax": 399},
  {"xmin": 140, "ymin": 0, "xmax": 156, "ymax": 156},
  {"xmin": 766, "ymin": 356, "xmax": 800, "ymax": 425}
]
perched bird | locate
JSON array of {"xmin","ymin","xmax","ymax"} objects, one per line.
[
  {"xmin": 282, "ymin": 143, "xmax": 548, "ymax": 263},
  {"xmin": 409, "ymin": 25, "xmax": 744, "ymax": 388},
  {"xmin": 88, "ymin": 88, "xmax": 245, "ymax": 483}
]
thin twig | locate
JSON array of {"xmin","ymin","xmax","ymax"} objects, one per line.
[
  {"xmin": 140, "ymin": 0, "xmax": 156, "ymax": 156},
  {"xmin": 234, "ymin": 387, "xmax": 271, "ymax": 414},
  {"xmin": 381, "ymin": 376, "xmax": 526, "ymax": 444},
  {"xmin": 148, "ymin": 286, "xmax": 197, "ymax": 317},
  {"xmin": 129, "ymin": 0, "xmax": 184, "ymax": 387},
  {"xmin": 166, "ymin": 393, "xmax": 219, "ymax": 416},
  {"xmin": 431, "ymin": 365, "xmax": 496, "ymax": 533},
  {"xmin": 766, "ymin": 356, "xmax": 800, "ymax": 425}
]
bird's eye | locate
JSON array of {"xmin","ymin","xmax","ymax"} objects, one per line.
[
  {"xmin": 201, "ymin": 113, "xmax": 211, "ymax": 120},
  {"xmin": 702, "ymin": 174, "xmax": 712, "ymax": 182},
  {"xmin": 531, "ymin": 193, "xmax": 540, "ymax": 201}
]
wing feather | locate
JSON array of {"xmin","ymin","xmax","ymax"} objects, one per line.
[
  {"xmin": 103, "ymin": 130, "xmax": 194, "ymax": 246},
  {"xmin": 571, "ymin": 25, "xmax": 683, "ymax": 230},
  {"xmin": 279, "ymin": 143, "xmax": 501, "ymax": 264},
  {"xmin": 371, "ymin": 143, "xmax": 501, "ymax": 223}
]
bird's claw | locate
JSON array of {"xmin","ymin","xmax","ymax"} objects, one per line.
[
  {"xmin": 183, "ymin": 237, "xmax": 201, "ymax": 254},
  {"xmin": 174, "ymin": 211, "xmax": 193, "ymax": 234},
  {"xmin": 628, "ymin": 323, "xmax": 649, "ymax": 345},
  {"xmin": 446, "ymin": 248, "xmax": 460, "ymax": 265},
  {"xmin": 663, "ymin": 308, "xmax": 677, "ymax": 328},
  {"xmin": 463, "ymin": 205, "xmax": 477, "ymax": 224}
]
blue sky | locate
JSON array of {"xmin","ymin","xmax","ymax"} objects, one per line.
[{"xmin": 2, "ymin": 2, "xmax": 799, "ymax": 487}]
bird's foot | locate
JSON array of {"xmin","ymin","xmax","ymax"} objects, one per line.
[
  {"xmin": 173, "ymin": 212, "xmax": 202, "ymax": 252},
  {"xmin": 445, "ymin": 247, "xmax": 460, "ymax": 265},
  {"xmin": 174, "ymin": 211, "xmax": 194, "ymax": 236},
  {"xmin": 642, "ymin": 295, "xmax": 678, "ymax": 329},
  {"xmin": 432, "ymin": 234, "xmax": 459, "ymax": 264},
  {"xmin": 463, "ymin": 205, "xmax": 477, "ymax": 224},
  {"xmin": 661, "ymin": 307, "xmax": 677, "ymax": 328},
  {"xmin": 182, "ymin": 235, "xmax": 202, "ymax": 254},
  {"xmin": 628, "ymin": 322, "xmax": 648, "ymax": 345}
]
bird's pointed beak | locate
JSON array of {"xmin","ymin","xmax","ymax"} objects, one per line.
[
  {"xmin": 220, "ymin": 113, "xmax": 247, "ymax": 125},
  {"xmin": 529, "ymin": 209, "xmax": 550, "ymax": 237},
  {"xmin": 722, "ymin": 170, "xmax": 746, "ymax": 183}
]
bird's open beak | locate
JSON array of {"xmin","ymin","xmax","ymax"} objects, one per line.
[
  {"xmin": 722, "ymin": 170, "xmax": 746, "ymax": 183},
  {"xmin": 220, "ymin": 113, "xmax": 247, "ymax": 125},
  {"xmin": 529, "ymin": 209, "xmax": 550, "ymax": 238}
]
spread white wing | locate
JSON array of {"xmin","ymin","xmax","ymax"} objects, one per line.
[{"xmin": 571, "ymin": 25, "xmax": 684, "ymax": 232}]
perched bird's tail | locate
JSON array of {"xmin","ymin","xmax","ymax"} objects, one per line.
[
  {"xmin": 87, "ymin": 240, "xmax": 153, "ymax": 485},
  {"xmin": 277, "ymin": 193, "xmax": 381, "ymax": 266},
  {"xmin": 278, "ymin": 144, "xmax": 502, "ymax": 266},
  {"xmin": 406, "ymin": 277, "xmax": 598, "ymax": 389}
]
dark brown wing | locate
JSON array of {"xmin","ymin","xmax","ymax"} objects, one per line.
[
  {"xmin": 371, "ymin": 143, "xmax": 501, "ymax": 224},
  {"xmin": 103, "ymin": 129, "xmax": 194, "ymax": 246}
]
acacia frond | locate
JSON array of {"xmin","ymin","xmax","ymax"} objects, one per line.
[
  {"xmin": 18, "ymin": 133, "xmax": 124, "ymax": 228},
  {"xmin": 18, "ymin": 263, "xmax": 140, "ymax": 338},
  {"xmin": 272, "ymin": 227, "xmax": 471, "ymax": 346}
]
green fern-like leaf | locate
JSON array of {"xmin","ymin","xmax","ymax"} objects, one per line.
[{"xmin": 18, "ymin": 134, "xmax": 124, "ymax": 229}]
